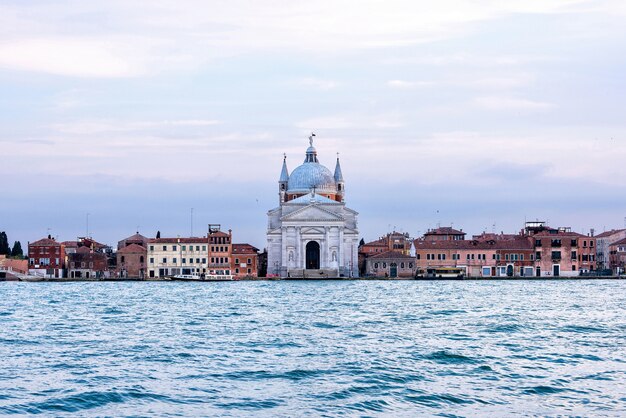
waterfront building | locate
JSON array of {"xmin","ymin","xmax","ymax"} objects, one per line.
[
  {"xmin": 359, "ymin": 231, "xmax": 412, "ymax": 275},
  {"xmin": 117, "ymin": 232, "xmax": 148, "ymax": 250},
  {"xmin": 531, "ymin": 227, "xmax": 596, "ymax": 277},
  {"xmin": 232, "ymin": 244, "xmax": 260, "ymax": 278},
  {"xmin": 594, "ymin": 229, "xmax": 626, "ymax": 271},
  {"xmin": 146, "ymin": 237, "xmax": 209, "ymax": 278},
  {"xmin": 28, "ymin": 237, "xmax": 66, "ymax": 278},
  {"xmin": 266, "ymin": 135, "xmax": 359, "ymax": 278},
  {"xmin": 67, "ymin": 246, "xmax": 108, "ymax": 279},
  {"xmin": 208, "ymin": 225, "xmax": 233, "ymax": 276},
  {"xmin": 413, "ymin": 238, "xmax": 498, "ymax": 277},
  {"xmin": 365, "ymin": 251, "xmax": 416, "ymax": 278},
  {"xmin": 116, "ymin": 244, "xmax": 147, "ymax": 279},
  {"xmin": 423, "ymin": 226, "xmax": 466, "ymax": 241},
  {"xmin": 609, "ymin": 238, "xmax": 626, "ymax": 274},
  {"xmin": 474, "ymin": 232, "xmax": 535, "ymax": 277}
]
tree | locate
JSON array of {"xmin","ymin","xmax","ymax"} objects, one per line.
[
  {"xmin": 359, "ymin": 238, "xmax": 365, "ymax": 247},
  {"xmin": 156, "ymin": 230, "xmax": 161, "ymax": 239},
  {"xmin": 11, "ymin": 241, "xmax": 23, "ymax": 258},
  {"xmin": 0, "ymin": 232, "xmax": 10, "ymax": 255}
]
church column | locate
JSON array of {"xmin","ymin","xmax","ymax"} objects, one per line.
[
  {"xmin": 295, "ymin": 227, "xmax": 301, "ymax": 268},
  {"xmin": 324, "ymin": 226, "xmax": 330, "ymax": 268},
  {"xmin": 281, "ymin": 227, "xmax": 287, "ymax": 269},
  {"xmin": 339, "ymin": 226, "xmax": 344, "ymax": 270}
]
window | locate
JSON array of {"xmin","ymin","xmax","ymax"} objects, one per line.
[
  {"xmin": 417, "ymin": 254, "xmax": 421, "ymax": 260},
  {"xmin": 235, "ymin": 258, "xmax": 240, "ymax": 264},
  {"xmin": 383, "ymin": 262, "xmax": 387, "ymax": 268},
  {"xmin": 374, "ymin": 263, "xmax": 379, "ymax": 269},
  {"xmin": 81, "ymin": 262, "xmax": 85, "ymax": 268},
  {"xmin": 182, "ymin": 258, "xmax": 186, "ymax": 264},
  {"xmin": 202, "ymin": 258, "xmax": 206, "ymax": 264},
  {"xmin": 247, "ymin": 258, "xmax": 252, "ymax": 264},
  {"xmin": 202, "ymin": 245, "xmax": 206, "ymax": 251},
  {"xmin": 173, "ymin": 245, "xmax": 177, "ymax": 251},
  {"xmin": 590, "ymin": 241, "xmax": 594, "ymax": 248},
  {"xmin": 571, "ymin": 240, "xmax": 577, "ymax": 246},
  {"xmin": 467, "ymin": 254, "xmax": 470, "ymax": 260},
  {"xmin": 571, "ymin": 251, "xmax": 577, "ymax": 260},
  {"xmin": 520, "ymin": 254, "xmax": 524, "ymax": 261},
  {"xmin": 409, "ymin": 263, "xmax": 413, "ymax": 268},
  {"xmin": 247, "ymin": 268, "xmax": 251, "ymax": 274},
  {"xmin": 121, "ymin": 256, "xmax": 125, "ymax": 263},
  {"xmin": 492, "ymin": 254, "xmax": 496, "ymax": 260},
  {"xmin": 530, "ymin": 254, "xmax": 534, "ymax": 261},
  {"xmin": 163, "ymin": 246, "xmax": 167, "ymax": 251},
  {"xmin": 505, "ymin": 254, "xmax": 509, "ymax": 261},
  {"xmin": 162, "ymin": 257, "xmax": 167, "ymax": 263},
  {"xmin": 196, "ymin": 258, "xmax": 200, "ymax": 263},
  {"xmin": 572, "ymin": 265, "xmax": 576, "ymax": 271},
  {"xmin": 182, "ymin": 245, "xmax": 186, "ymax": 251},
  {"xmin": 551, "ymin": 251, "xmax": 561, "ymax": 260},
  {"xmin": 583, "ymin": 241, "xmax": 587, "ymax": 248},
  {"xmin": 150, "ymin": 245, "xmax": 154, "ymax": 251},
  {"xmin": 401, "ymin": 262, "xmax": 405, "ymax": 268},
  {"xmin": 150, "ymin": 257, "xmax": 154, "ymax": 264},
  {"xmin": 235, "ymin": 268, "xmax": 239, "ymax": 274},
  {"xmin": 196, "ymin": 246, "xmax": 200, "ymax": 251},
  {"xmin": 536, "ymin": 251, "xmax": 541, "ymax": 260},
  {"xmin": 535, "ymin": 239, "xmax": 542, "ymax": 246},
  {"xmin": 140, "ymin": 256, "xmax": 144, "ymax": 263},
  {"xmin": 173, "ymin": 258, "xmax": 177, "ymax": 263}
]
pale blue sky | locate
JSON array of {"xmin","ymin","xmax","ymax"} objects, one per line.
[{"xmin": 1, "ymin": 0, "xmax": 626, "ymax": 248}]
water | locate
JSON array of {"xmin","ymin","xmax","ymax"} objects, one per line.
[{"xmin": 1, "ymin": 280, "xmax": 625, "ymax": 417}]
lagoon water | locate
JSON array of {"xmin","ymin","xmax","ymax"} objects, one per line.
[{"xmin": 1, "ymin": 280, "xmax": 625, "ymax": 417}]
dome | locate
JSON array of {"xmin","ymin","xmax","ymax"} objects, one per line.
[{"xmin": 287, "ymin": 162, "xmax": 337, "ymax": 194}]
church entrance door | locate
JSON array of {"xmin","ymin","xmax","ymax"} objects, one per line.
[{"xmin": 306, "ymin": 241, "xmax": 320, "ymax": 269}]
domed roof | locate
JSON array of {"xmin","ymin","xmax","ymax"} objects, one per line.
[
  {"xmin": 286, "ymin": 135, "xmax": 337, "ymax": 194},
  {"xmin": 288, "ymin": 162, "xmax": 337, "ymax": 194}
]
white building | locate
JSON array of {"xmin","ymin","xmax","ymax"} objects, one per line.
[
  {"xmin": 147, "ymin": 237, "xmax": 209, "ymax": 278},
  {"xmin": 267, "ymin": 135, "xmax": 359, "ymax": 278}
]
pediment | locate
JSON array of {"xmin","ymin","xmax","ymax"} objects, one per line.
[
  {"xmin": 281, "ymin": 204, "xmax": 344, "ymax": 222},
  {"xmin": 301, "ymin": 227, "xmax": 326, "ymax": 235}
]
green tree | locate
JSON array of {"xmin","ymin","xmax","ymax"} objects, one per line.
[
  {"xmin": 0, "ymin": 232, "xmax": 10, "ymax": 255},
  {"xmin": 359, "ymin": 238, "xmax": 365, "ymax": 247},
  {"xmin": 156, "ymin": 230, "xmax": 161, "ymax": 239},
  {"xmin": 11, "ymin": 241, "xmax": 24, "ymax": 258}
]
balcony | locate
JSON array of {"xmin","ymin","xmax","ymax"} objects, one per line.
[{"xmin": 208, "ymin": 263, "xmax": 231, "ymax": 268}]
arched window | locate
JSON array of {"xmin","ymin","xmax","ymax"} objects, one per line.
[{"xmin": 374, "ymin": 263, "xmax": 379, "ymax": 269}]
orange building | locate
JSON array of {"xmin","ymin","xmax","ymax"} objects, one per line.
[{"xmin": 232, "ymin": 244, "xmax": 260, "ymax": 278}]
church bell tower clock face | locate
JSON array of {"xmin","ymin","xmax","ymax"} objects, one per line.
[{"xmin": 266, "ymin": 135, "xmax": 359, "ymax": 278}]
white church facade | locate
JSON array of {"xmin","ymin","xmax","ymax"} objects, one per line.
[{"xmin": 266, "ymin": 135, "xmax": 359, "ymax": 278}]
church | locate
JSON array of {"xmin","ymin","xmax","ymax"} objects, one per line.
[{"xmin": 266, "ymin": 135, "xmax": 360, "ymax": 278}]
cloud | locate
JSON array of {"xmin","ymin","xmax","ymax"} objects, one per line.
[
  {"xmin": 52, "ymin": 119, "xmax": 220, "ymax": 135},
  {"xmin": 0, "ymin": 0, "xmax": 606, "ymax": 77},
  {"xmin": 387, "ymin": 80, "xmax": 436, "ymax": 89},
  {"xmin": 292, "ymin": 77, "xmax": 338, "ymax": 90},
  {"xmin": 0, "ymin": 38, "xmax": 143, "ymax": 77},
  {"xmin": 472, "ymin": 96, "xmax": 555, "ymax": 111}
]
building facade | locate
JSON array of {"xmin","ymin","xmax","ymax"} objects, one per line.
[
  {"xmin": 116, "ymin": 243, "xmax": 147, "ymax": 279},
  {"xmin": 595, "ymin": 229, "xmax": 626, "ymax": 271},
  {"xmin": 147, "ymin": 237, "xmax": 209, "ymax": 278},
  {"xmin": 365, "ymin": 251, "xmax": 416, "ymax": 278},
  {"xmin": 232, "ymin": 244, "xmax": 260, "ymax": 278},
  {"xmin": 28, "ymin": 237, "xmax": 66, "ymax": 278},
  {"xmin": 67, "ymin": 246, "xmax": 108, "ymax": 279},
  {"xmin": 267, "ymin": 135, "xmax": 359, "ymax": 278}
]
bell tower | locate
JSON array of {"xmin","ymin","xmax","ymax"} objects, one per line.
[{"xmin": 278, "ymin": 154, "xmax": 289, "ymax": 203}]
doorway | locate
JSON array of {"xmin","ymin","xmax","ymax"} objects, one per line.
[
  {"xmin": 306, "ymin": 241, "xmax": 320, "ymax": 269},
  {"xmin": 553, "ymin": 264, "xmax": 560, "ymax": 277},
  {"xmin": 390, "ymin": 263, "xmax": 398, "ymax": 278}
]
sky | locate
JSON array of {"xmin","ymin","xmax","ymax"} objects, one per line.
[{"xmin": 1, "ymin": 0, "xmax": 626, "ymax": 249}]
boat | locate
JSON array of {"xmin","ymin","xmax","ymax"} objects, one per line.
[{"xmin": 170, "ymin": 273, "xmax": 235, "ymax": 281}]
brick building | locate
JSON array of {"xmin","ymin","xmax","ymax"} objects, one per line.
[
  {"xmin": 116, "ymin": 243, "xmax": 147, "ymax": 279},
  {"xmin": 359, "ymin": 231, "xmax": 412, "ymax": 275},
  {"xmin": 68, "ymin": 246, "xmax": 108, "ymax": 279},
  {"xmin": 28, "ymin": 237, "xmax": 66, "ymax": 278},
  {"xmin": 208, "ymin": 225, "xmax": 233, "ymax": 276},
  {"xmin": 365, "ymin": 251, "xmax": 415, "ymax": 278},
  {"xmin": 423, "ymin": 227, "xmax": 466, "ymax": 241},
  {"xmin": 531, "ymin": 228, "xmax": 596, "ymax": 277},
  {"xmin": 232, "ymin": 244, "xmax": 260, "ymax": 278},
  {"xmin": 414, "ymin": 238, "xmax": 498, "ymax": 277}
]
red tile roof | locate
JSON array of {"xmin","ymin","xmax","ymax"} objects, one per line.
[
  {"xmin": 595, "ymin": 229, "xmax": 626, "ymax": 238},
  {"xmin": 414, "ymin": 239, "xmax": 496, "ymax": 250},
  {"xmin": 117, "ymin": 243, "xmax": 147, "ymax": 254},
  {"xmin": 611, "ymin": 237, "xmax": 626, "ymax": 247},
  {"xmin": 148, "ymin": 237, "xmax": 208, "ymax": 244},
  {"xmin": 29, "ymin": 238, "xmax": 61, "ymax": 247},
  {"xmin": 369, "ymin": 251, "xmax": 415, "ymax": 260},
  {"xmin": 232, "ymin": 244, "xmax": 259, "ymax": 254},
  {"xmin": 424, "ymin": 227, "xmax": 465, "ymax": 236}
]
